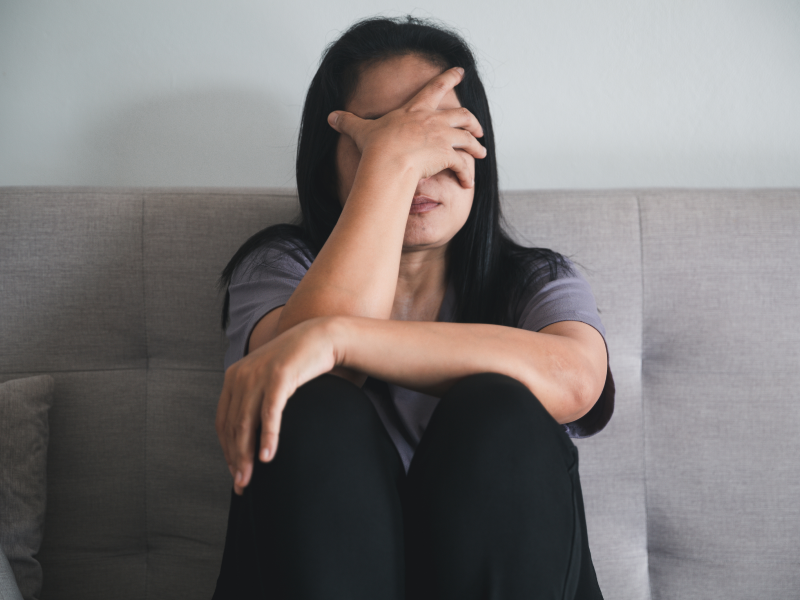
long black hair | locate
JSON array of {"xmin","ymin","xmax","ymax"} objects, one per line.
[{"xmin": 218, "ymin": 15, "xmax": 575, "ymax": 330}]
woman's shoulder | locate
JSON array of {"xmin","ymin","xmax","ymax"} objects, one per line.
[
  {"xmin": 230, "ymin": 228, "xmax": 315, "ymax": 286},
  {"xmin": 516, "ymin": 248, "xmax": 581, "ymax": 296},
  {"xmin": 509, "ymin": 249, "xmax": 594, "ymax": 326}
]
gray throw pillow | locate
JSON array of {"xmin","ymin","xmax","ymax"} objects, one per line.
[
  {"xmin": 0, "ymin": 545, "xmax": 24, "ymax": 600},
  {"xmin": 0, "ymin": 375, "xmax": 54, "ymax": 600}
]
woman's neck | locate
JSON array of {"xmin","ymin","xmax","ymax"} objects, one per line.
[{"xmin": 391, "ymin": 246, "xmax": 448, "ymax": 322}]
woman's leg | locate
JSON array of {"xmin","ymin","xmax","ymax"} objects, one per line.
[
  {"xmin": 402, "ymin": 372, "xmax": 604, "ymax": 600},
  {"xmin": 213, "ymin": 374, "xmax": 407, "ymax": 600}
]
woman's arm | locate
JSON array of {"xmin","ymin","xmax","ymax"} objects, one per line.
[
  {"xmin": 330, "ymin": 316, "xmax": 608, "ymax": 425},
  {"xmin": 218, "ymin": 314, "xmax": 608, "ymax": 495},
  {"xmin": 276, "ymin": 153, "xmax": 417, "ymax": 329},
  {"xmin": 272, "ymin": 157, "xmax": 418, "ymax": 386},
  {"xmin": 273, "ymin": 68, "xmax": 484, "ymax": 373}
]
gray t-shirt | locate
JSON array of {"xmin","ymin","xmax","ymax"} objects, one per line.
[{"xmin": 224, "ymin": 239, "xmax": 615, "ymax": 473}]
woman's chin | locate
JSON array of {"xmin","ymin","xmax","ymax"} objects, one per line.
[
  {"xmin": 402, "ymin": 230, "xmax": 455, "ymax": 251},
  {"xmin": 403, "ymin": 210, "xmax": 465, "ymax": 250}
]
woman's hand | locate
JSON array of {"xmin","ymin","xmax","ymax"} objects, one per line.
[
  {"xmin": 216, "ymin": 316, "xmax": 338, "ymax": 495},
  {"xmin": 327, "ymin": 66, "xmax": 487, "ymax": 189}
]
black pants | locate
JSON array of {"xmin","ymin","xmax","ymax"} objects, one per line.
[{"xmin": 213, "ymin": 372, "xmax": 604, "ymax": 600}]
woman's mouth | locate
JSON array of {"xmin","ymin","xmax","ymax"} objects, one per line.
[{"xmin": 410, "ymin": 196, "xmax": 440, "ymax": 214}]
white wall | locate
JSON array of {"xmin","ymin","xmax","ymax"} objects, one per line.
[{"xmin": 1, "ymin": 0, "xmax": 798, "ymax": 190}]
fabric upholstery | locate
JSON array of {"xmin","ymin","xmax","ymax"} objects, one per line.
[
  {"xmin": 640, "ymin": 190, "xmax": 800, "ymax": 597},
  {"xmin": 0, "ymin": 375, "xmax": 54, "ymax": 600},
  {"xmin": 145, "ymin": 368, "xmax": 228, "ymax": 597},
  {"xmin": 143, "ymin": 190, "xmax": 299, "ymax": 371},
  {"xmin": 1, "ymin": 186, "xmax": 798, "ymax": 599},
  {"xmin": 0, "ymin": 545, "xmax": 24, "ymax": 600},
  {"xmin": 0, "ymin": 189, "xmax": 146, "ymax": 374},
  {"xmin": 16, "ymin": 370, "xmax": 147, "ymax": 600}
]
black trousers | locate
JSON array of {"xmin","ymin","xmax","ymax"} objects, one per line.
[{"xmin": 213, "ymin": 372, "xmax": 604, "ymax": 600}]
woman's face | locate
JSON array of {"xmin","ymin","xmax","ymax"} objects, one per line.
[{"xmin": 334, "ymin": 53, "xmax": 475, "ymax": 252}]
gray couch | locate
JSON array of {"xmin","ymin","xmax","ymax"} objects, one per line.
[{"xmin": 1, "ymin": 187, "xmax": 799, "ymax": 599}]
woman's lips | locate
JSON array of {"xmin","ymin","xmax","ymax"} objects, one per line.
[{"xmin": 410, "ymin": 196, "xmax": 439, "ymax": 214}]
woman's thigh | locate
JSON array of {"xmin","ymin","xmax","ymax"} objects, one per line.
[
  {"xmin": 213, "ymin": 373, "xmax": 407, "ymax": 600},
  {"xmin": 403, "ymin": 372, "xmax": 603, "ymax": 600}
]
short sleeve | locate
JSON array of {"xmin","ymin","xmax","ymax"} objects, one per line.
[
  {"xmin": 223, "ymin": 240, "xmax": 313, "ymax": 371},
  {"xmin": 516, "ymin": 259, "xmax": 615, "ymax": 438}
]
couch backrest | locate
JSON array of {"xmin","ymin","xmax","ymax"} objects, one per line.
[{"xmin": 1, "ymin": 187, "xmax": 798, "ymax": 600}]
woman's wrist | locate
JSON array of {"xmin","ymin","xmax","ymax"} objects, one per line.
[
  {"xmin": 324, "ymin": 315, "xmax": 368, "ymax": 387},
  {"xmin": 351, "ymin": 149, "xmax": 420, "ymax": 205},
  {"xmin": 326, "ymin": 315, "xmax": 353, "ymax": 369}
]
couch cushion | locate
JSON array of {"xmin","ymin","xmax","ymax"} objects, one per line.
[
  {"xmin": 0, "ymin": 375, "xmax": 54, "ymax": 600},
  {"xmin": 0, "ymin": 544, "xmax": 24, "ymax": 600},
  {"xmin": 640, "ymin": 189, "xmax": 800, "ymax": 598},
  {"xmin": 0, "ymin": 188, "xmax": 146, "ymax": 374},
  {"xmin": 143, "ymin": 190, "xmax": 298, "ymax": 371},
  {"xmin": 145, "ymin": 368, "xmax": 228, "ymax": 597},
  {"xmin": 27, "ymin": 370, "xmax": 147, "ymax": 600}
]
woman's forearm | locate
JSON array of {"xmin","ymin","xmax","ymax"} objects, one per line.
[
  {"xmin": 330, "ymin": 316, "xmax": 594, "ymax": 425},
  {"xmin": 276, "ymin": 153, "xmax": 418, "ymax": 336}
]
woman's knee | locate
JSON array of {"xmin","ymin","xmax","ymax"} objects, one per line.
[
  {"xmin": 280, "ymin": 374, "xmax": 375, "ymax": 440},
  {"xmin": 438, "ymin": 372, "xmax": 549, "ymax": 426},
  {"xmin": 273, "ymin": 374, "xmax": 397, "ymax": 470},
  {"xmin": 430, "ymin": 372, "xmax": 574, "ymax": 462}
]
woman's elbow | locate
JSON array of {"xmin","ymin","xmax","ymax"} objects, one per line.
[{"xmin": 572, "ymin": 362, "xmax": 606, "ymax": 421}]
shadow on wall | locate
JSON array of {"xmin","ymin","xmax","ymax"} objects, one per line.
[{"xmin": 82, "ymin": 88, "xmax": 298, "ymax": 187}]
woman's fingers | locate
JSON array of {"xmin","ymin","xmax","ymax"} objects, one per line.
[
  {"xmin": 448, "ymin": 149, "xmax": 477, "ymax": 189},
  {"xmin": 452, "ymin": 127, "xmax": 487, "ymax": 160},
  {"xmin": 444, "ymin": 105, "xmax": 484, "ymax": 140},
  {"xmin": 225, "ymin": 364, "xmax": 292, "ymax": 494},
  {"xmin": 425, "ymin": 130, "xmax": 482, "ymax": 188},
  {"xmin": 328, "ymin": 110, "xmax": 374, "ymax": 155},
  {"xmin": 230, "ymin": 385, "xmax": 264, "ymax": 495},
  {"xmin": 215, "ymin": 372, "xmax": 235, "ymax": 475},
  {"xmin": 225, "ymin": 367, "xmax": 254, "ymax": 495},
  {"xmin": 328, "ymin": 110, "xmax": 362, "ymax": 138},
  {"xmin": 412, "ymin": 66, "xmax": 465, "ymax": 112},
  {"xmin": 259, "ymin": 394, "xmax": 284, "ymax": 464},
  {"xmin": 326, "ymin": 67, "xmax": 487, "ymax": 184}
]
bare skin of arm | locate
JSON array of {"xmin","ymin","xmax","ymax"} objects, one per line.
[
  {"xmin": 329, "ymin": 316, "xmax": 608, "ymax": 424},
  {"xmin": 249, "ymin": 311, "xmax": 607, "ymax": 422}
]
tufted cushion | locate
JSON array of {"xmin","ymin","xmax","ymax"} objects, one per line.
[{"xmin": 0, "ymin": 375, "xmax": 54, "ymax": 600}]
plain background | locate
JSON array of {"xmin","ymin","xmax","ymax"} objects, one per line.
[{"xmin": 1, "ymin": 0, "xmax": 798, "ymax": 190}]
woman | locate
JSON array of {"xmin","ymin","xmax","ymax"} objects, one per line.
[{"xmin": 213, "ymin": 15, "xmax": 614, "ymax": 600}]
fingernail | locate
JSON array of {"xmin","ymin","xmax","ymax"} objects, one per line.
[
  {"xmin": 261, "ymin": 447, "xmax": 270, "ymax": 461},
  {"xmin": 330, "ymin": 112, "xmax": 339, "ymax": 125},
  {"xmin": 235, "ymin": 471, "xmax": 242, "ymax": 485},
  {"xmin": 471, "ymin": 178, "xmax": 475, "ymax": 186},
  {"xmin": 456, "ymin": 67, "xmax": 465, "ymax": 75}
]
